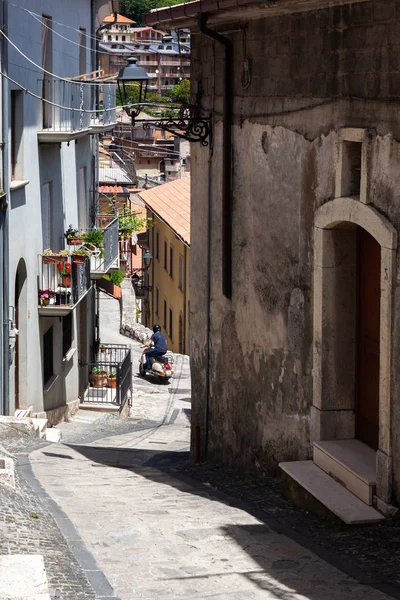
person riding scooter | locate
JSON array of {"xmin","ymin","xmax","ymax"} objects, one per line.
[{"xmin": 141, "ymin": 324, "xmax": 167, "ymax": 371}]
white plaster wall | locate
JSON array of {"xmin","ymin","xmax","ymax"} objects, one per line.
[{"xmin": 7, "ymin": 0, "xmax": 95, "ymax": 414}]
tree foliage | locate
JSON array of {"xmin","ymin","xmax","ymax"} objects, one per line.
[
  {"xmin": 170, "ymin": 79, "xmax": 190, "ymax": 104},
  {"xmin": 119, "ymin": 0, "xmax": 182, "ymax": 25}
]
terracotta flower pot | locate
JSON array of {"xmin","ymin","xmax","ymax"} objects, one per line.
[
  {"xmin": 62, "ymin": 275, "xmax": 71, "ymax": 287},
  {"xmin": 107, "ymin": 376, "xmax": 117, "ymax": 389},
  {"xmin": 91, "ymin": 373, "xmax": 106, "ymax": 388},
  {"xmin": 73, "ymin": 255, "xmax": 86, "ymax": 264},
  {"xmin": 68, "ymin": 237, "xmax": 84, "ymax": 246}
]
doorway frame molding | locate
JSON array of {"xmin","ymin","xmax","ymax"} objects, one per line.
[{"xmin": 312, "ymin": 196, "xmax": 397, "ymax": 503}]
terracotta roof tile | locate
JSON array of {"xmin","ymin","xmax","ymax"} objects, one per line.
[
  {"xmin": 103, "ymin": 13, "xmax": 136, "ymax": 24},
  {"xmin": 138, "ymin": 177, "xmax": 190, "ymax": 246},
  {"xmin": 99, "ymin": 185, "xmax": 129, "ymax": 196}
]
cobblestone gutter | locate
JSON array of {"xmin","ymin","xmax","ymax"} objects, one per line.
[{"xmin": 0, "ymin": 469, "xmax": 96, "ymax": 599}]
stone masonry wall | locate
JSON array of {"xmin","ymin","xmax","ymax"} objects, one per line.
[{"xmin": 189, "ymin": 0, "xmax": 400, "ymax": 499}]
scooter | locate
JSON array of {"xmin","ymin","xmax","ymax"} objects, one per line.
[{"xmin": 139, "ymin": 350, "xmax": 174, "ymax": 382}]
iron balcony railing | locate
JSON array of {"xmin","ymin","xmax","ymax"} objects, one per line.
[
  {"xmin": 38, "ymin": 255, "xmax": 91, "ymax": 310},
  {"xmin": 81, "ymin": 343, "xmax": 132, "ymax": 407},
  {"xmin": 40, "ymin": 78, "xmax": 92, "ymax": 133},
  {"xmin": 64, "ymin": 217, "xmax": 119, "ymax": 275},
  {"xmin": 90, "ymin": 84, "xmax": 117, "ymax": 129}
]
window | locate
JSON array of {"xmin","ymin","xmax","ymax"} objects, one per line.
[
  {"xmin": 122, "ymin": 35, "xmax": 126, "ymax": 42},
  {"xmin": 41, "ymin": 182, "xmax": 53, "ymax": 251},
  {"xmin": 147, "ymin": 160, "xmax": 150, "ymax": 164},
  {"xmin": 116, "ymin": 35, "xmax": 119, "ymax": 40},
  {"xmin": 42, "ymin": 15, "xmax": 53, "ymax": 128},
  {"xmin": 79, "ymin": 28, "xmax": 86, "ymax": 75},
  {"xmin": 169, "ymin": 307, "xmax": 173, "ymax": 341},
  {"xmin": 163, "ymin": 299, "xmax": 167, "ymax": 329},
  {"xmin": 43, "ymin": 327, "xmax": 53, "ymax": 385},
  {"xmin": 155, "ymin": 286, "xmax": 159, "ymax": 316},
  {"xmin": 164, "ymin": 240, "xmax": 168, "ymax": 270},
  {"xmin": 178, "ymin": 254, "xmax": 184, "ymax": 291},
  {"xmin": 11, "ymin": 90, "xmax": 23, "ymax": 181},
  {"xmin": 78, "ymin": 167, "xmax": 87, "ymax": 230},
  {"xmin": 156, "ymin": 230, "xmax": 160, "ymax": 260},
  {"xmin": 108, "ymin": 35, "xmax": 112, "ymax": 41},
  {"xmin": 169, "ymin": 245, "xmax": 174, "ymax": 279},
  {"xmin": 62, "ymin": 313, "xmax": 73, "ymax": 357}
]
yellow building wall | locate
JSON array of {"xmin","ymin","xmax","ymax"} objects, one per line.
[{"xmin": 148, "ymin": 213, "xmax": 190, "ymax": 355}]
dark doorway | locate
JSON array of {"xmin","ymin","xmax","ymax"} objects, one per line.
[
  {"xmin": 356, "ymin": 228, "xmax": 381, "ymax": 449},
  {"xmin": 14, "ymin": 259, "xmax": 27, "ymax": 411}
]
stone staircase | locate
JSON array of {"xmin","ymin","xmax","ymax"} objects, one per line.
[{"xmin": 280, "ymin": 439, "xmax": 384, "ymax": 524}]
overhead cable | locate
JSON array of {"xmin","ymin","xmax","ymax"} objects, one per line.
[
  {"xmin": 0, "ymin": 30, "xmax": 117, "ymax": 86},
  {"xmin": 1, "ymin": 68, "xmax": 124, "ymax": 113}
]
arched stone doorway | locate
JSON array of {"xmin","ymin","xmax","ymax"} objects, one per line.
[
  {"xmin": 14, "ymin": 259, "xmax": 28, "ymax": 411},
  {"xmin": 312, "ymin": 197, "xmax": 396, "ymax": 503}
]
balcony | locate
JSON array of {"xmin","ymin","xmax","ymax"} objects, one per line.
[
  {"xmin": 90, "ymin": 84, "xmax": 117, "ymax": 133},
  {"xmin": 38, "ymin": 80, "xmax": 117, "ymax": 142},
  {"xmin": 38, "ymin": 79, "xmax": 92, "ymax": 143},
  {"xmin": 138, "ymin": 60, "xmax": 158, "ymax": 67},
  {"xmin": 65, "ymin": 217, "xmax": 119, "ymax": 279},
  {"xmin": 38, "ymin": 255, "xmax": 91, "ymax": 316}
]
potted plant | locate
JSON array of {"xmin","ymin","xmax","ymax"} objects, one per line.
[
  {"xmin": 83, "ymin": 229, "xmax": 105, "ymax": 257},
  {"xmin": 100, "ymin": 269, "xmax": 124, "ymax": 299},
  {"xmin": 57, "ymin": 262, "xmax": 72, "ymax": 287},
  {"xmin": 65, "ymin": 225, "xmax": 84, "ymax": 246},
  {"xmin": 42, "ymin": 249, "xmax": 69, "ymax": 264},
  {"xmin": 39, "ymin": 289, "xmax": 55, "ymax": 306},
  {"xmin": 100, "ymin": 344, "xmax": 107, "ymax": 354},
  {"xmin": 72, "ymin": 248, "xmax": 88, "ymax": 264},
  {"xmin": 55, "ymin": 288, "xmax": 71, "ymax": 305},
  {"xmin": 91, "ymin": 367, "xmax": 106, "ymax": 388},
  {"xmin": 107, "ymin": 370, "xmax": 117, "ymax": 389}
]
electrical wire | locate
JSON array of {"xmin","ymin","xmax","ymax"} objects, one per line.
[
  {"xmin": 102, "ymin": 140, "xmax": 183, "ymax": 157},
  {"xmin": 1, "ymin": 29, "xmax": 117, "ymax": 86},
  {"xmin": 1, "ymin": 68, "xmax": 123, "ymax": 113}
]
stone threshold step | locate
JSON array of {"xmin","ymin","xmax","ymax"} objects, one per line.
[
  {"xmin": 279, "ymin": 460, "xmax": 384, "ymax": 524},
  {"xmin": 313, "ymin": 439, "xmax": 376, "ymax": 505},
  {"xmin": 79, "ymin": 402, "xmax": 119, "ymax": 413}
]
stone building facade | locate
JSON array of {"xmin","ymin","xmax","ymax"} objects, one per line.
[{"xmin": 146, "ymin": 0, "xmax": 400, "ymax": 514}]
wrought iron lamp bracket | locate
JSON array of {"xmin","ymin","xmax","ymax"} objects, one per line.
[{"xmin": 130, "ymin": 104, "xmax": 212, "ymax": 147}]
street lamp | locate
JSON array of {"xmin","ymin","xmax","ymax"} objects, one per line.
[
  {"xmin": 143, "ymin": 250, "xmax": 153, "ymax": 269},
  {"xmin": 116, "ymin": 56, "xmax": 212, "ymax": 146},
  {"xmin": 117, "ymin": 57, "xmax": 149, "ymax": 120}
]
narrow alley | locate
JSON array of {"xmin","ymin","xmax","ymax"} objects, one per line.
[{"xmin": 0, "ymin": 294, "xmax": 395, "ymax": 600}]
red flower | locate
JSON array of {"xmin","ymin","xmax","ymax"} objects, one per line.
[
  {"xmin": 66, "ymin": 268, "xmax": 71, "ymax": 274},
  {"xmin": 57, "ymin": 264, "xmax": 62, "ymax": 271},
  {"xmin": 66, "ymin": 262, "xmax": 71, "ymax": 267}
]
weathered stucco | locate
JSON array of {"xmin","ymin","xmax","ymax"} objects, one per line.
[{"xmin": 189, "ymin": 0, "xmax": 400, "ymax": 503}]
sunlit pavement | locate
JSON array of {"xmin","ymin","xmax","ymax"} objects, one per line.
[{"xmin": 29, "ymin": 296, "xmax": 392, "ymax": 600}]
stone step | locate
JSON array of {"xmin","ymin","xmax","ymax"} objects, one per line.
[
  {"xmin": 79, "ymin": 402, "xmax": 119, "ymax": 413},
  {"xmin": 0, "ymin": 554, "xmax": 50, "ymax": 598},
  {"xmin": 31, "ymin": 418, "xmax": 48, "ymax": 439},
  {"xmin": 313, "ymin": 439, "xmax": 376, "ymax": 505},
  {"xmin": 279, "ymin": 460, "xmax": 384, "ymax": 524}
]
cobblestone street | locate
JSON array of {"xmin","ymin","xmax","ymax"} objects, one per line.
[{"xmin": 1, "ymin": 296, "xmax": 400, "ymax": 599}]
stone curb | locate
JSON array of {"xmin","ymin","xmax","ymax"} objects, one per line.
[{"xmin": 18, "ymin": 456, "xmax": 121, "ymax": 600}]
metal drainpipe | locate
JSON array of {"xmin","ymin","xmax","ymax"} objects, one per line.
[
  {"xmin": 198, "ymin": 15, "xmax": 233, "ymax": 461},
  {"xmin": 183, "ymin": 244, "xmax": 187, "ymax": 354},
  {"xmin": 2, "ymin": 0, "xmax": 9, "ymax": 415}
]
